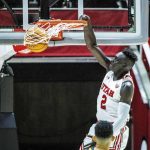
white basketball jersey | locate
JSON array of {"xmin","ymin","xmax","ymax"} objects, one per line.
[{"xmin": 96, "ymin": 70, "xmax": 133, "ymax": 123}]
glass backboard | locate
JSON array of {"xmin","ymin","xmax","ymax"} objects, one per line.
[{"xmin": 0, "ymin": 0, "xmax": 148, "ymax": 45}]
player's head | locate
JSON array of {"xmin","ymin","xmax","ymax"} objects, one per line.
[
  {"xmin": 110, "ymin": 47, "xmax": 138, "ymax": 73},
  {"xmin": 93, "ymin": 121, "xmax": 114, "ymax": 150}
]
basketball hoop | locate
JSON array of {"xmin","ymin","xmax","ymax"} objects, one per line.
[{"xmin": 24, "ymin": 20, "xmax": 87, "ymax": 53}]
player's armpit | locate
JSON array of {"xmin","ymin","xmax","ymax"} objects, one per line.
[{"xmin": 120, "ymin": 81, "xmax": 134, "ymax": 105}]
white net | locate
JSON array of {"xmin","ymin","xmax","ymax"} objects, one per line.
[
  {"xmin": 24, "ymin": 25, "xmax": 49, "ymax": 45},
  {"xmin": 24, "ymin": 21, "xmax": 86, "ymax": 45}
]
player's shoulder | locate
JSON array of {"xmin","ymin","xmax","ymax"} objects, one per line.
[
  {"xmin": 120, "ymin": 75, "xmax": 134, "ymax": 97},
  {"xmin": 105, "ymin": 70, "xmax": 113, "ymax": 77},
  {"xmin": 120, "ymin": 80, "xmax": 134, "ymax": 104},
  {"xmin": 84, "ymin": 145, "xmax": 95, "ymax": 150},
  {"xmin": 84, "ymin": 146, "xmax": 95, "ymax": 150},
  {"xmin": 121, "ymin": 81, "xmax": 133, "ymax": 92},
  {"xmin": 122, "ymin": 73, "xmax": 134, "ymax": 86},
  {"xmin": 121, "ymin": 73, "xmax": 134, "ymax": 93},
  {"xmin": 83, "ymin": 135, "xmax": 96, "ymax": 150}
]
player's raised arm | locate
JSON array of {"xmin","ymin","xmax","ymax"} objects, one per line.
[
  {"xmin": 80, "ymin": 15, "xmax": 111, "ymax": 70},
  {"xmin": 113, "ymin": 81, "xmax": 134, "ymax": 136}
]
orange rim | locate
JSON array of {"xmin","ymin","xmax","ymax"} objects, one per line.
[{"xmin": 35, "ymin": 19, "xmax": 87, "ymax": 27}]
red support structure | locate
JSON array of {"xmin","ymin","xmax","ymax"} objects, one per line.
[{"xmin": 131, "ymin": 72, "xmax": 149, "ymax": 150}]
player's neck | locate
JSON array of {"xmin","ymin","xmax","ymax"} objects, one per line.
[
  {"xmin": 94, "ymin": 147, "xmax": 109, "ymax": 150},
  {"xmin": 94, "ymin": 144, "xmax": 109, "ymax": 150},
  {"xmin": 113, "ymin": 70, "xmax": 128, "ymax": 80}
]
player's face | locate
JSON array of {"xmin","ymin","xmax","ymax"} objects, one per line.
[{"xmin": 110, "ymin": 52, "xmax": 133, "ymax": 73}]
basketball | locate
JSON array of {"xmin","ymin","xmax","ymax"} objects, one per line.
[
  {"xmin": 24, "ymin": 20, "xmax": 88, "ymax": 53},
  {"xmin": 26, "ymin": 43, "xmax": 48, "ymax": 53},
  {"xmin": 24, "ymin": 26, "xmax": 49, "ymax": 53}
]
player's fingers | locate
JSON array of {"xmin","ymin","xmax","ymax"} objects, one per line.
[
  {"xmin": 79, "ymin": 15, "xmax": 83, "ymax": 20},
  {"xmin": 79, "ymin": 14, "xmax": 90, "ymax": 21}
]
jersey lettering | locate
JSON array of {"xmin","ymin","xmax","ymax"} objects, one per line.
[
  {"xmin": 101, "ymin": 94, "xmax": 107, "ymax": 110},
  {"xmin": 101, "ymin": 83, "xmax": 114, "ymax": 97}
]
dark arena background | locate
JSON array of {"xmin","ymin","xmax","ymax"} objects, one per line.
[{"xmin": 0, "ymin": 0, "xmax": 150, "ymax": 150}]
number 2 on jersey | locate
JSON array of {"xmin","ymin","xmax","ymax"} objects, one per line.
[{"xmin": 101, "ymin": 94, "xmax": 107, "ymax": 110}]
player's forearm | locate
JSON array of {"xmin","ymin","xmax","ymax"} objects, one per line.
[
  {"xmin": 81, "ymin": 15, "xmax": 110, "ymax": 69},
  {"xmin": 84, "ymin": 21, "xmax": 97, "ymax": 49},
  {"xmin": 84, "ymin": 23, "xmax": 110, "ymax": 65},
  {"xmin": 113, "ymin": 102, "xmax": 130, "ymax": 136}
]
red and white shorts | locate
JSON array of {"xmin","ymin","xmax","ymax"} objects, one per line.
[{"xmin": 109, "ymin": 126, "xmax": 129, "ymax": 150}]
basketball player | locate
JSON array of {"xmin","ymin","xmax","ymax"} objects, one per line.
[
  {"xmin": 79, "ymin": 15, "xmax": 138, "ymax": 150},
  {"xmin": 83, "ymin": 120, "xmax": 115, "ymax": 150}
]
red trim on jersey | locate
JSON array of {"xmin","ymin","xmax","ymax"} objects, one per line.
[
  {"xmin": 110, "ymin": 127, "xmax": 126, "ymax": 150},
  {"xmin": 79, "ymin": 144, "xmax": 83, "ymax": 150},
  {"xmin": 115, "ymin": 135, "xmax": 121, "ymax": 150},
  {"xmin": 123, "ymin": 74, "xmax": 132, "ymax": 79},
  {"xmin": 123, "ymin": 74, "xmax": 134, "ymax": 86},
  {"xmin": 124, "ymin": 74, "xmax": 131, "ymax": 78},
  {"xmin": 113, "ymin": 135, "xmax": 119, "ymax": 148}
]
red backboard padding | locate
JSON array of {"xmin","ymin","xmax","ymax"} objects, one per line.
[{"xmin": 14, "ymin": 45, "xmax": 127, "ymax": 57}]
